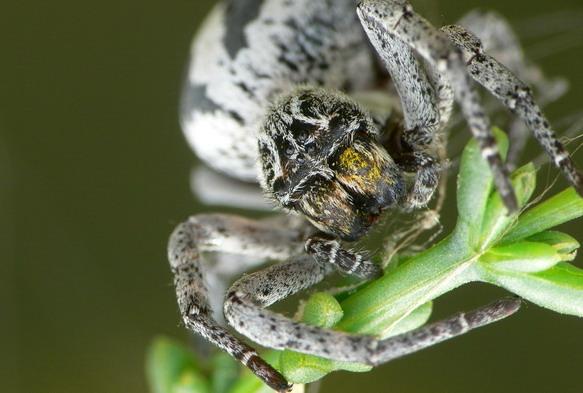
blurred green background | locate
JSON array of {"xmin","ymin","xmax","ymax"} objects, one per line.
[{"xmin": 2, "ymin": 0, "xmax": 582, "ymax": 392}]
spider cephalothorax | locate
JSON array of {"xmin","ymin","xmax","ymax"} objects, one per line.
[
  {"xmin": 170, "ymin": 0, "xmax": 583, "ymax": 391},
  {"xmin": 259, "ymin": 87, "xmax": 404, "ymax": 240}
]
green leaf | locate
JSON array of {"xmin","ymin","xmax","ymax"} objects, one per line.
[
  {"xmin": 227, "ymin": 374, "xmax": 272, "ymax": 393},
  {"xmin": 526, "ymin": 231, "xmax": 579, "ymax": 261},
  {"xmin": 173, "ymin": 371, "xmax": 212, "ymax": 393},
  {"xmin": 146, "ymin": 337, "xmax": 208, "ymax": 393},
  {"xmin": 456, "ymin": 127, "xmax": 508, "ymax": 247},
  {"xmin": 302, "ymin": 293, "xmax": 343, "ymax": 328},
  {"xmin": 280, "ymin": 349, "xmax": 372, "ymax": 385},
  {"xmin": 479, "ymin": 241, "xmax": 563, "ymax": 273},
  {"xmin": 211, "ymin": 353, "xmax": 239, "ymax": 393},
  {"xmin": 338, "ymin": 237, "xmax": 473, "ymax": 337},
  {"xmin": 382, "ymin": 301, "xmax": 433, "ymax": 338},
  {"xmin": 478, "ymin": 263, "xmax": 583, "ymax": 316},
  {"xmin": 500, "ymin": 188, "xmax": 583, "ymax": 245}
]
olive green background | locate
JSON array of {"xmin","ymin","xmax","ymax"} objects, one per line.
[{"xmin": 2, "ymin": 1, "xmax": 582, "ymax": 392}]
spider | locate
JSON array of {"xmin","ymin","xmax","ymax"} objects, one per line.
[{"xmin": 170, "ymin": 0, "xmax": 583, "ymax": 391}]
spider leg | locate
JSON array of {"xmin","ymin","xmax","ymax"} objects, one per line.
[
  {"xmin": 168, "ymin": 214, "xmax": 305, "ymax": 392},
  {"xmin": 357, "ymin": 0, "xmax": 519, "ymax": 212},
  {"xmin": 394, "ymin": 150, "xmax": 440, "ymax": 208},
  {"xmin": 353, "ymin": 11, "xmax": 443, "ymax": 208},
  {"xmin": 190, "ymin": 166, "xmax": 274, "ymax": 211},
  {"xmin": 423, "ymin": 60, "xmax": 455, "ymax": 129},
  {"xmin": 441, "ymin": 25, "xmax": 583, "ymax": 196},
  {"xmin": 360, "ymin": 22, "xmax": 440, "ymax": 143},
  {"xmin": 457, "ymin": 10, "xmax": 568, "ymax": 104},
  {"xmin": 457, "ymin": 11, "xmax": 568, "ymax": 167},
  {"xmin": 225, "ymin": 256, "xmax": 521, "ymax": 365}
]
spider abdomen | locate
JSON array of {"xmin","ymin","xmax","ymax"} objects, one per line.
[{"xmin": 180, "ymin": 0, "xmax": 377, "ymax": 182}]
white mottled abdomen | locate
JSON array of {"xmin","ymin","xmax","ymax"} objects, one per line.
[{"xmin": 181, "ymin": 0, "xmax": 376, "ymax": 182}]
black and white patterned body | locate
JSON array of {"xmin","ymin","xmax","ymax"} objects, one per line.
[{"xmin": 181, "ymin": 0, "xmax": 377, "ymax": 181}]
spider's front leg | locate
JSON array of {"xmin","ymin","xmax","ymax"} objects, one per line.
[
  {"xmin": 441, "ymin": 24, "xmax": 583, "ymax": 194},
  {"xmin": 457, "ymin": 10, "xmax": 567, "ymax": 104},
  {"xmin": 358, "ymin": 0, "xmax": 519, "ymax": 211},
  {"xmin": 225, "ymin": 256, "xmax": 521, "ymax": 367},
  {"xmin": 359, "ymin": 0, "xmax": 583, "ymax": 201},
  {"xmin": 456, "ymin": 10, "xmax": 568, "ymax": 167},
  {"xmin": 352, "ymin": 8, "xmax": 444, "ymax": 209},
  {"xmin": 168, "ymin": 214, "xmax": 305, "ymax": 391}
]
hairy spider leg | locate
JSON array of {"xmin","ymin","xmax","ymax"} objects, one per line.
[
  {"xmin": 168, "ymin": 213, "xmax": 386, "ymax": 390},
  {"xmin": 168, "ymin": 214, "xmax": 306, "ymax": 391},
  {"xmin": 225, "ymin": 255, "xmax": 521, "ymax": 365},
  {"xmin": 458, "ymin": 10, "xmax": 568, "ymax": 103},
  {"xmin": 358, "ymin": 0, "xmax": 519, "ymax": 212},
  {"xmin": 457, "ymin": 11, "xmax": 568, "ymax": 166},
  {"xmin": 423, "ymin": 57, "xmax": 455, "ymax": 130},
  {"xmin": 356, "ymin": 14, "xmax": 443, "ymax": 208},
  {"xmin": 442, "ymin": 25, "xmax": 583, "ymax": 195}
]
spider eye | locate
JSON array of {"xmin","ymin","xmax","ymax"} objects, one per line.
[
  {"xmin": 281, "ymin": 140, "xmax": 295, "ymax": 158},
  {"xmin": 328, "ymin": 115, "xmax": 345, "ymax": 134},
  {"xmin": 272, "ymin": 177, "xmax": 285, "ymax": 194},
  {"xmin": 355, "ymin": 121, "xmax": 369, "ymax": 136}
]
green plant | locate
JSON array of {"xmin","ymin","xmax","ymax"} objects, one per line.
[{"xmin": 147, "ymin": 130, "xmax": 583, "ymax": 393}]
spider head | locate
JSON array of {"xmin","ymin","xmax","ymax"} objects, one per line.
[{"xmin": 259, "ymin": 87, "xmax": 404, "ymax": 241}]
